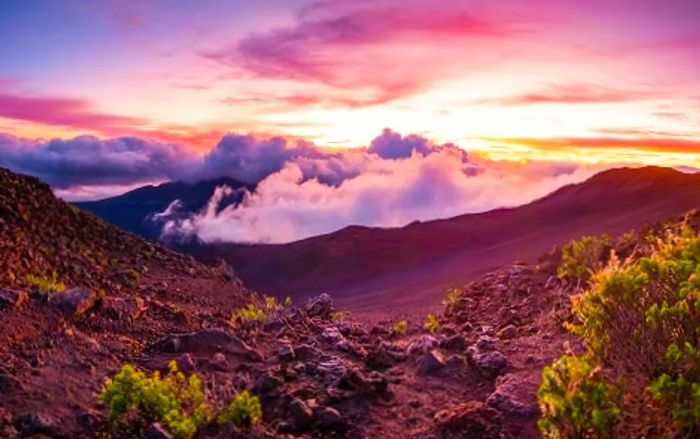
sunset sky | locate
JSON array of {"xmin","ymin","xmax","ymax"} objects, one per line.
[
  {"xmin": 2, "ymin": 0, "xmax": 699, "ymax": 156},
  {"xmin": 1, "ymin": 0, "xmax": 700, "ymax": 240}
]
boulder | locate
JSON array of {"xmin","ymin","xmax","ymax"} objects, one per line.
[
  {"xmin": 151, "ymin": 329, "xmax": 263, "ymax": 361},
  {"xmin": 0, "ymin": 288, "xmax": 27, "ymax": 309},
  {"xmin": 306, "ymin": 293, "xmax": 334, "ymax": 319},
  {"xmin": 487, "ymin": 374, "xmax": 540, "ymax": 416},
  {"xmin": 407, "ymin": 335, "xmax": 439, "ymax": 355},
  {"xmin": 49, "ymin": 287, "xmax": 96, "ymax": 316},
  {"xmin": 101, "ymin": 296, "xmax": 145, "ymax": 320},
  {"xmin": 440, "ymin": 334, "xmax": 466, "ymax": 350},
  {"xmin": 314, "ymin": 406, "xmax": 345, "ymax": 429},
  {"xmin": 433, "ymin": 401, "xmax": 501, "ymax": 438},
  {"xmin": 16, "ymin": 412, "xmax": 67, "ymax": 438},
  {"xmin": 467, "ymin": 336, "xmax": 509, "ymax": 378},
  {"xmin": 278, "ymin": 343, "xmax": 295, "ymax": 362},
  {"xmin": 417, "ymin": 349, "xmax": 446, "ymax": 376},
  {"xmin": 497, "ymin": 325, "xmax": 518, "ymax": 340},
  {"xmin": 288, "ymin": 398, "xmax": 313, "ymax": 432}
]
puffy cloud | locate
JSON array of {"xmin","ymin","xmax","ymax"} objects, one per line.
[
  {"xmin": 0, "ymin": 133, "xmax": 199, "ymax": 189},
  {"xmin": 160, "ymin": 138, "xmax": 604, "ymax": 243}
]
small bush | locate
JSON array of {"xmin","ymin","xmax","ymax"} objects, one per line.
[
  {"xmin": 443, "ymin": 288, "xmax": 462, "ymax": 306},
  {"xmin": 424, "ymin": 313, "xmax": 440, "ymax": 334},
  {"xmin": 392, "ymin": 319, "xmax": 408, "ymax": 335},
  {"xmin": 283, "ymin": 295, "xmax": 293, "ymax": 307},
  {"xmin": 218, "ymin": 390, "xmax": 262, "ymax": 427},
  {"xmin": 558, "ymin": 234, "xmax": 611, "ymax": 280},
  {"xmin": 538, "ymin": 354, "xmax": 620, "ymax": 438},
  {"xmin": 99, "ymin": 361, "xmax": 212, "ymax": 439},
  {"xmin": 232, "ymin": 303, "xmax": 267, "ymax": 326},
  {"xmin": 22, "ymin": 272, "xmax": 66, "ymax": 292}
]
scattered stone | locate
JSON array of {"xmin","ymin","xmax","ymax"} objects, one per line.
[
  {"xmin": 146, "ymin": 422, "xmax": 175, "ymax": 439},
  {"xmin": 306, "ymin": 293, "xmax": 334, "ymax": 319},
  {"xmin": 317, "ymin": 357, "xmax": 348, "ymax": 385},
  {"xmin": 151, "ymin": 329, "xmax": 263, "ymax": 361},
  {"xmin": 49, "ymin": 287, "xmax": 97, "ymax": 316},
  {"xmin": 468, "ymin": 349, "xmax": 509, "ymax": 379},
  {"xmin": 417, "ymin": 349, "xmax": 446, "ymax": 376},
  {"xmin": 278, "ymin": 344, "xmax": 295, "ymax": 361},
  {"xmin": 475, "ymin": 335, "xmax": 498, "ymax": 352},
  {"xmin": 211, "ymin": 352, "xmax": 227, "ymax": 370},
  {"xmin": 288, "ymin": 398, "xmax": 313, "ymax": 432},
  {"xmin": 175, "ymin": 353, "xmax": 195, "ymax": 373},
  {"xmin": 315, "ymin": 406, "xmax": 345, "ymax": 429},
  {"xmin": 295, "ymin": 343, "xmax": 322, "ymax": 360},
  {"xmin": 16, "ymin": 412, "xmax": 66, "ymax": 438},
  {"xmin": 366, "ymin": 371, "xmax": 389, "ymax": 393},
  {"xmin": 0, "ymin": 288, "xmax": 27, "ymax": 309},
  {"xmin": 252, "ymin": 370, "xmax": 284, "ymax": 395},
  {"xmin": 407, "ymin": 335, "xmax": 439, "ymax": 355},
  {"xmin": 446, "ymin": 354, "xmax": 465, "ymax": 367},
  {"xmin": 487, "ymin": 374, "xmax": 540, "ymax": 416},
  {"xmin": 366, "ymin": 344, "xmax": 396, "ymax": 369},
  {"xmin": 433, "ymin": 401, "xmax": 501, "ymax": 438},
  {"xmin": 497, "ymin": 325, "xmax": 518, "ymax": 340},
  {"xmin": 440, "ymin": 334, "xmax": 466, "ymax": 350},
  {"xmin": 321, "ymin": 326, "xmax": 346, "ymax": 344},
  {"xmin": 101, "ymin": 296, "xmax": 145, "ymax": 320}
]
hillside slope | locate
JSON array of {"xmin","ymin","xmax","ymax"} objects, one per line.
[
  {"xmin": 212, "ymin": 166, "xmax": 700, "ymax": 315},
  {"xmin": 77, "ymin": 177, "xmax": 252, "ymax": 240}
]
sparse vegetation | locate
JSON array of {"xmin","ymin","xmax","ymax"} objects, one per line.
[
  {"xmin": 100, "ymin": 361, "xmax": 213, "ymax": 438},
  {"xmin": 22, "ymin": 272, "xmax": 66, "ymax": 292},
  {"xmin": 392, "ymin": 319, "xmax": 408, "ymax": 335},
  {"xmin": 424, "ymin": 313, "xmax": 440, "ymax": 333},
  {"xmin": 443, "ymin": 288, "xmax": 462, "ymax": 306},
  {"xmin": 218, "ymin": 390, "xmax": 263, "ymax": 427},
  {"xmin": 539, "ymin": 226, "xmax": 700, "ymax": 437},
  {"xmin": 100, "ymin": 361, "xmax": 262, "ymax": 438},
  {"xmin": 557, "ymin": 234, "xmax": 611, "ymax": 280},
  {"xmin": 231, "ymin": 303, "xmax": 268, "ymax": 326}
]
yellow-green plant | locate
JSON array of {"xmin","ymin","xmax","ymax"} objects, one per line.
[
  {"xmin": 232, "ymin": 303, "xmax": 267, "ymax": 325},
  {"xmin": 443, "ymin": 288, "xmax": 462, "ymax": 306},
  {"xmin": 538, "ymin": 354, "xmax": 620, "ymax": 438},
  {"xmin": 99, "ymin": 361, "xmax": 212, "ymax": 439},
  {"xmin": 283, "ymin": 295, "xmax": 293, "ymax": 307},
  {"xmin": 263, "ymin": 295, "xmax": 278, "ymax": 310},
  {"xmin": 218, "ymin": 390, "xmax": 262, "ymax": 427},
  {"xmin": 392, "ymin": 319, "xmax": 408, "ymax": 335},
  {"xmin": 22, "ymin": 272, "xmax": 66, "ymax": 292},
  {"xmin": 424, "ymin": 313, "xmax": 440, "ymax": 334},
  {"xmin": 540, "ymin": 227, "xmax": 700, "ymax": 437},
  {"xmin": 558, "ymin": 234, "xmax": 611, "ymax": 280}
]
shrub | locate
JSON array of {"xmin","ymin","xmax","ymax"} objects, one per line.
[
  {"xmin": 283, "ymin": 295, "xmax": 293, "ymax": 307},
  {"xmin": 218, "ymin": 390, "xmax": 262, "ymax": 427},
  {"xmin": 558, "ymin": 234, "xmax": 611, "ymax": 280},
  {"xmin": 22, "ymin": 272, "xmax": 66, "ymax": 292},
  {"xmin": 443, "ymin": 288, "xmax": 462, "ymax": 306},
  {"xmin": 232, "ymin": 303, "xmax": 267, "ymax": 326},
  {"xmin": 392, "ymin": 319, "xmax": 408, "ymax": 335},
  {"xmin": 537, "ymin": 354, "xmax": 620, "ymax": 438},
  {"xmin": 424, "ymin": 313, "xmax": 440, "ymax": 334},
  {"xmin": 540, "ymin": 227, "xmax": 700, "ymax": 436},
  {"xmin": 99, "ymin": 361, "xmax": 212, "ymax": 439}
]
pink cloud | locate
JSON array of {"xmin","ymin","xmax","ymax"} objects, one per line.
[{"xmin": 486, "ymin": 83, "xmax": 655, "ymax": 106}]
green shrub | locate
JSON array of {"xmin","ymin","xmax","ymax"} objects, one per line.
[
  {"xmin": 22, "ymin": 272, "xmax": 66, "ymax": 292},
  {"xmin": 99, "ymin": 361, "xmax": 212, "ymax": 439},
  {"xmin": 218, "ymin": 390, "xmax": 262, "ymax": 427},
  {"xmin": 443, "ymin": 288, "xmax": 462, "ymax": 306},
  {"xmin": 540, "ymin": 227, "xmax": 700, "ymax": 436},
  {"xmin": 232, "ymin": 303, "xmax": 267, "ymax": 325},
  {"xmin": 558, "ymin": 234, "xmax": 611, "ymax": 280},
  {"xmin": 424, "ymin": 313, "xmax": 440, "ymax": 334},
  {"xmin": 538, "ymin": 354, "xmax": 620, "ymax": 438},
  {"xmin": 392, "ymin": 319, "xmax": 408, "ymax": 335}
]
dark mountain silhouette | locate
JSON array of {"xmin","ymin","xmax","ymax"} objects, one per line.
[
  {"xmin": 203, "ymin": 166, "xmax": 700, "ymax": 315},
  {"xmin": 76, "ymin": 177, "xmax": 253, "ymax": 240}
]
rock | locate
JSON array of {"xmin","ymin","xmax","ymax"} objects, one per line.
[
  {"xmin": 446, "ymin": 354, "xmax": 465, "ymax": 367},
  {"xmin": 440, "ymin": 334, "xmax": 466, "ymax": 350},
  {"xmin": 0, "ymin": 373, "xmax": 24, "ymax": 393},
  {"xmin": 175, "ymin": 353, "xmax": 195, "ymax": 373},
  {"xmin": 146, "ymin": 422, "xmax": 175, "ymax": 439},
  {"xmin": 315, "ymin": 406, "xmax": 345, "ymax": 429},
  {"xmin": 487, "ymin": 374, "xmax": 540, "ymax": 416},
  {"xmin": 278, "ymin": 344, "xmax": 295, "ymax": 361},
  {"xmin": 317, "ymin": 357, "xmax": 348, "ymax": 385},
  {"xmin": 417, "ymin": 349, "xmax": 446, "ymax": 376},
  {"xmin": 151, "ymin": 329, "xmax": 263, "ymax": 361},
  {"xmin": 49, "ymin": 287, "xmax": 96, "ymax": 316},
  {"xmin": 0, "ymin": 288, "xmax": 27, "ymax": 309},
  {"xmin": 497, "ymin": 325, "xmax": 518, "ymax": 339},
  {"xmin": 288, "ymin": 398, "xmax": 313, "ymax": 432},
  {"xmin": 211, "ymin": 352, "xmax": 228, "ymax": 370},
  {"xmin": 295, "ymin": 343, "xmax": 322, "ymax": 360},
  {"xmin": 321, "ymin": 326, "xmax": 346, "ymax": 344},
  {"xmin": 366, "ymin": 371, "xmax": 389, "ymax": 393},
  {"xmin": 475, "ymin": 335, "xmax": 498, "ymax": 351},
  {"xmin": 433, "ymin": 401, "xmax": 501, "ymax": 438},
  {"xmin": 101, "ymin": 296, "xmax": 145, "ymax": 320},
  {"xmin": 16, "ymin": 412, "xmax": 67, "ymax": 438},
  {"xmin": 340, "ymin": 368, "xmax": 372, "ymax": 392},
  {"xmin": 366, "ymin": 344, "xmax": 396, "ymax": 369},
  {"xmin": 468, "ymin": 350, "xmax": 509, "ymax": 379},
  {"xmin": 76, "ymin": 410, "xmax": 100, "ymax": 431},
  {"xmin": 252, "ymin": 370, "xmax": 283, "ymax": 395},
  {"xmin": 407, "ymin": 335, "xmax": 439, "ymax": 354},
  {"xmin": 306, "ymin": 293, "xmax": 334, "ymax": 319}
]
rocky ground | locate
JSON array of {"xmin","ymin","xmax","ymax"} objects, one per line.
[{"xmin": 0, "ymin": 167, "xmax": 585, "ymax": 438}]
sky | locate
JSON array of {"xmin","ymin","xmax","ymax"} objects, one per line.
[{"xmin": 1, "ymin": 0, "xmax": 699, "ymax": 241}]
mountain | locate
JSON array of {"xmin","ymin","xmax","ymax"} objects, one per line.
[
  {"xmin": 76, "ymin": 177, "xmax": 252, "ymax": 240},
  {"xmin": 207, "ymin": 166, "xmax": 700, "ymax": 315}
]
